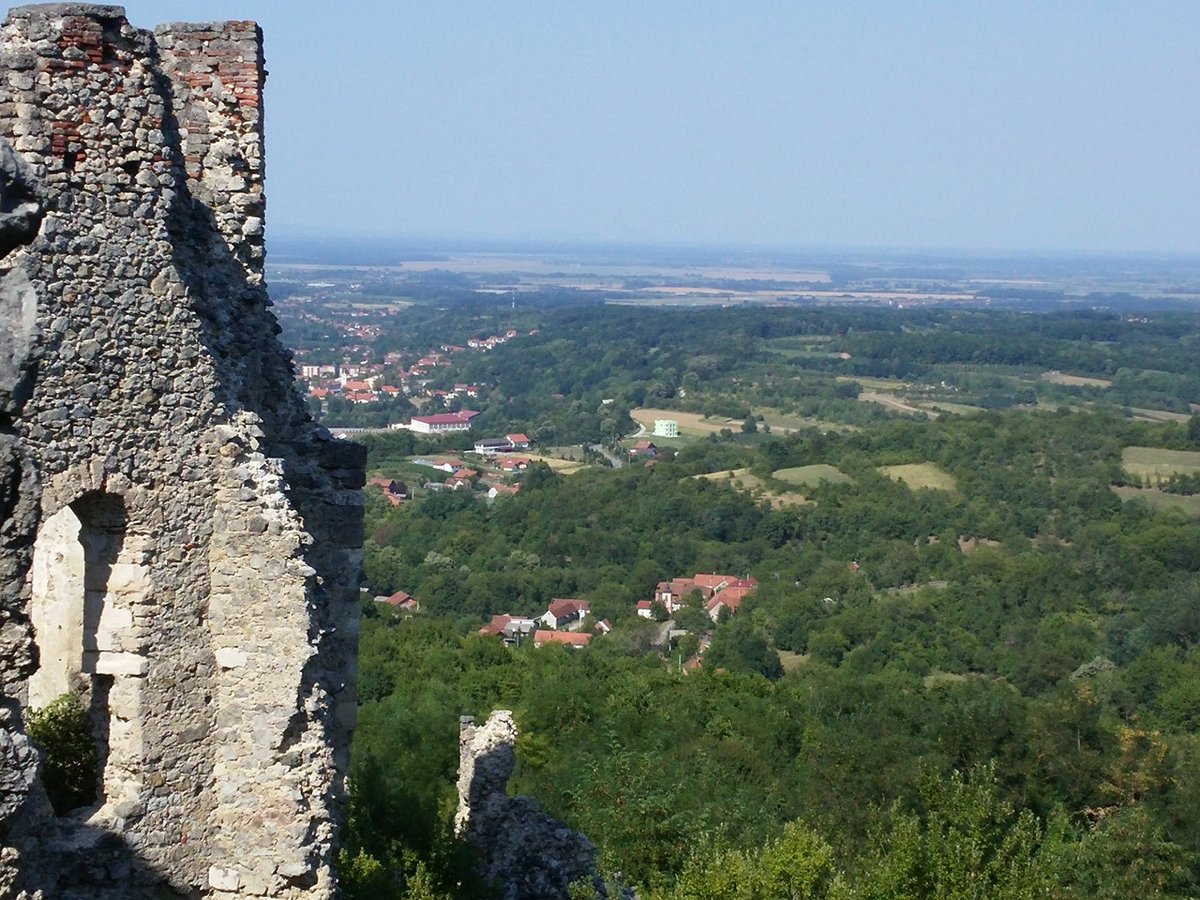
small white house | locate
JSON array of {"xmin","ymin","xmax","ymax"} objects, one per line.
[{"xmin": 653, "ymin": 419, "xmax": 679, "ymax": 438}]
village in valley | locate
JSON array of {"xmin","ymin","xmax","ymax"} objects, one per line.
[
  {"xmin": 276, "ymin": 277, "xmax": 756, "ymax": 665},
  {"xmin": 270, "ymin": 251, "xmax": 1200, "ymax": 686},
  {"xmin": 373, "ymin": 570, "xmax": 758, "ymax": 669}
]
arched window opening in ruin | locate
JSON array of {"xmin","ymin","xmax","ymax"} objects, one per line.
[{"xmin": 27, "ymin": 492, "xmax": 144, "ymax": 814}]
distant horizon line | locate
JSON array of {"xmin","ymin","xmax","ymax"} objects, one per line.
[{"xmin": 265, "ymin": 230, "xmax": 1200, "ymax": 266}]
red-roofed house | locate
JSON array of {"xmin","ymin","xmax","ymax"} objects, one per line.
[
  {"xmin": 505, "ymin": 433, "xmax": 531, "ymax": 449},
  {"xmin": 693, "ymin": 573, "xmax": 733, "ymax": 591},
  {"xmin": 367, "ymin": 478, "xmax": 409, "ymax": 506},
  {"xmin": 707, "ymin": 586, "xmax": 753, "ymax": 620},
  {"xmin": 630, "ymin": 440, "xmax": 659, "ymax": 459},
  {"xmin": 380, "ymin": 590, "xmax": 419, "ymax": 612},
  {"xmin": 636, "ymin": 600, "xmax": 654, "ymax": 619},
  {"xmin": 655, "ymin": 574, "xmax": 757, "ymax": 617},
  {"xmin": 534, "ymin": 630, "xmax": 591, "ymax": 649},
  {"xmin": 479, "ymin": 614, "xmax": 537, "ymax": 644},
  {"xmin": 655, "ymin": 579, "xmax": 713, "ymax": 614},
  {"xmin": 540, "ymin": 598, "xmax": 591, "ymax": 630},
  {"xmin": 447, "ymin": 468, "xmax": 478, "ymax": 490}
]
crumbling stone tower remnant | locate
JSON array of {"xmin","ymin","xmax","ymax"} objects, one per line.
[
  {"xmin": 456, "ymin": 711, "xmax": 616, "ymax": 899},
  {"xmin": 0, "ymin": 5, "xmax": 364, "ymax": 898}
]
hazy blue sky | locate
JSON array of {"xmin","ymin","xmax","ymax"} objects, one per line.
[{"xmin": 118, "ymin": 2, "xmax": 1198, "ymax": 254}]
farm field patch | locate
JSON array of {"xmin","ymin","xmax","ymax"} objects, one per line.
[
  {"xmin": 694, "ymin": 468, "xmax": 811, "ymax": 507},
  {"xmin": 522, "ymin": 453, "xmax": 590, "ymax": 475},
  {"xmin": 1122, "ymin": 446, "xmax": 1200, "ymax": 480},
  {"xmin": 923, "ymin": 400, "xmax": 985, "ymax": 415},
  {"xmin": 631, "ymin": 408, "xmax": 743, "ymax": 436},
  {"xmin": 1113, "ymin": 486, "xmax": 1200, "ymax": 517},
  {"xmin": 772, "ymin": 464, "xmax": 854, "ymax": 488},
  {"xmin": 755, "ymin": 408, "xmax": 854, "ymax": 433},
  {"xmin": 1128, "ymin": 408, "xmax": 1193, "ymax": 423},
  {"xmin": 858, "ymin": 391, "xmax": 935, "ymax": 416},
  {"xmin": 878, "ymin": 462, "xmax": 957, "ymax": 491},
  {"xmin": 1041, "ymin": 371, "xmax": 1112, "ymax": 388},
  {"xmin": 838, "ymin": 375, "xmax": 907, "ymax": 392}
]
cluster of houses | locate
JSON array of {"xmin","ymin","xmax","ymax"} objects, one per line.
[
  {"xmin": 467, "ymin": 329, "xmax": 521, "ymax": 351},
  {"xmin": 385, "ymin": 574, "xmax": 756, "ymax": 664},
  {"xmin": 300, "ymin": 363, "xmax": 406, "ymax": 406},
  {"xmin": 479, "ymin": 598, "xmax": 613, "ymax": 650},
  {"xmin": 636, "ymin": 572, "xmax": 758, "ymax": 622},
  {"xmin": 295, "ymin": 327, "xmax": 533, "ymax": 413},
  {"xmin": 400, "ymin": 455, "xmax": 525, "ymax": 499}
]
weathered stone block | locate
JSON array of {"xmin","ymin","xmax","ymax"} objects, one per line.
[
  {"xmin": 208, "ymin": 865, "xmax": 241, "ymax": 890},
  {"xmin": 91, "ymin": 650, "xmax": 148, "ymax": 676},
  {"xmin": 215, "ymin": 647, "xmax": 247, "ymax": 669}
]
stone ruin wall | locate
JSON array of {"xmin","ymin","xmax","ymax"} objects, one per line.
[
  {"xmin": 456, "ymin": 711, "xmax": 623, "ymax": 900},
  {"xmin": 0, "ymin": 5, "xmax": 364, "ymax": 898}
]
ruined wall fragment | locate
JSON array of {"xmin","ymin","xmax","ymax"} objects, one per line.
[
  {"xmin": 457, "ymin": 711, "xmax": 621, "ymax": 900},
  {"xmin": 0, "ymin": 5, "xmax": 363, "ymax": 897}
]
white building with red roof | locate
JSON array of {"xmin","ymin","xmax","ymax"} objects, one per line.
[{"xmin": 405, "ymin": 409, "xmax": 480, "ymax": 434}]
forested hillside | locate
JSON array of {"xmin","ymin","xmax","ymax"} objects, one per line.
[
  {"xmin": 345, "ymin": 410, "xmax": 1200, "ymax": 898},
  {"xmin": 331, "ymin": 301, "xmax": 1200, "ymax": 898}
]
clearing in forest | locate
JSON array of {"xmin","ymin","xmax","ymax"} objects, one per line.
[
  {"xmin": 522, "ymin": 453, "xmax": 589, "ymax": 475},
  {"xmin": 1128, "ymin": 408, "xmax": 1193, "ymax": 424},
  {"xmin": 1122, "ymin": 446, "xmax": 1200, "ymax": 480},
  {"xmin": 755, "ymin": 407, "xmax": 852, "ymax": 433},
  {"xmin": 631, "ymin": 406, "xmax": 837, "ymax": 438},
  {"xmin": 1041, "ymin": 371, "xmax": 1112, "ymax": 388},
  {"xmin": 923, "ymin": 400, "xmax": 984, "ymax": 415},
  {"xmin": 837, "ymin": 375, "xmax": 907, "ymax": 392},
  {"xmin": 694, "ymin": 468, "xmax": 811, "ymax": 507},
  {"xmin": 777, "ymin": 650, "xmax": 809, "ymax": 673},
  {"xmin": 772, "ymin": 464, "xmax": 853, "ymax": 488},
  {"xmin": 631, "ymin": 408, "xmax": 741, "ymax": 436},
  {"xmin": 1113, "ymin": 486, "xmax": 1200, "ymax": 517},
  {"xmin": 858, "ymin": 391, "xmax": 937, "ymax": 417},
  {"xmin": 878, "ymin": 462, "xmax": 957, "ymax": 491}
]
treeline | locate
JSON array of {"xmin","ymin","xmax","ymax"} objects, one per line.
[{"xmin": 288, "ymin": 298, "xmax": 1200, "ymax": 445}]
